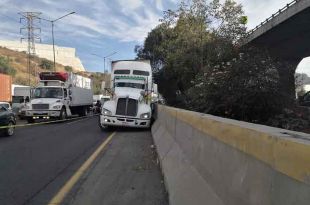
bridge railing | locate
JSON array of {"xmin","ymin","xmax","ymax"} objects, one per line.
[{"xmin": 247, "ymin": 0, "xmax": 300, "ymax": 35}]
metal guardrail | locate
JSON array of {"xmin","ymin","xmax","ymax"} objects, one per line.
[{"xmin": 247, "ymin": 0, "xmax": 300, "ymax": 35}]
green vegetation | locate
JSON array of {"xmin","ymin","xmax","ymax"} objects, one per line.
[
  {"xmin": 89, "ymin": 72, "xmax": 111, "ymax": 95},
  {"xmin": 0, "ymin": 56, "xmax": 16, "ymax": 76},
  {"xmin": 137, "ymin": 0, "xmax": 292, "ymax": 125},
  {"xmin": 39, "ymin": 59, "xmax": 53, "ymax": 70},
  {"xmin": 64, "ymin": 66, "xmax": 73, "ymax": 72}
]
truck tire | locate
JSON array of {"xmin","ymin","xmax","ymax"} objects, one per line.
[
  {"xmin": 27, "ymin": 117, "xmax": 34, "ymax": 123},
  {"xmin": 79, "ymin": 107, "xmax": 88, "ymax": 117},
  {"xmin": 100, "ymin": 124, "xmax": 110, "ymax": 131},
  {"xmin": 59, "ymin": 108, "xmax": 67, "ymax": 120},
  {"xmin": 5, "ymin": 121, "xmax": 15, "ymax": 136},
  {"xmin": 84, "ymin": 107, "xmax": 89, "ymax": 116},
  {"xmin": 98, "ymin": 115, "xmax": 109, "ymax": 131}
]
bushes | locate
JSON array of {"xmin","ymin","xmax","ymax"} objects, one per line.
[
  {"xmin": 40, "ymin": 59, "xmax": 53, "ymax": 70},
  {"xmin": 15, "ymin": 76, "xmax": 29, "ymax": 85},
  {"xmin": 185, "ymin": 47, "xmax": 285, "ymax": 123},
  {"xmin": 64, "ymin": 66, "xmax": 73, "ymax": 72},
  {"xmin": 0, "ymin": 56, "xmax": 16, "ymax": 77}
]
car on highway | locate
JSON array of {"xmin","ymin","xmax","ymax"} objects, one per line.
[
  {"xmin": 0, "ymin": 105, "xmax": 16, "ymax": 136},
  {"xmin": 0, "ymin": 101, "xmax": 12, "ymax": 110}
]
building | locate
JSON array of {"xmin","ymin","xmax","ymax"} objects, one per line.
[{"xmin": 0, "ymin": 40, "xmax": 85, "ymax": 71}]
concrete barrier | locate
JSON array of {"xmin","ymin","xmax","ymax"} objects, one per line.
[{"xmin": 152, "ymin": 105, "xmax": 310, "ymax": 205}]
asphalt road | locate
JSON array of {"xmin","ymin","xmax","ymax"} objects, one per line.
[
  {"xmin": 67, "ymin": 130, "xmax": 168, "ymax": 205},
  {"xmin": 0, "ymin": 117, "xmax": 167, "ymax": 205}
]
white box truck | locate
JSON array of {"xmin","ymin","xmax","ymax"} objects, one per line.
[
  {"xmin": 99, "ymin": 60, "xmax": 156, "ymax": 129},
  {"xmin": 12, "ymin": 85, "xmax": 31, "ymax": 119},
  {"xmin": 25, "ymin": 72, "xmax": 93, "ymax": 123}
]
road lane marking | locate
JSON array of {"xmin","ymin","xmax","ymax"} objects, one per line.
[
  {"xmin": 65, "ymin": 118, "xmax": 90, "ymax": 125},
  {"xmin": 47, "ymin": 132, "xmax": 116, "ymax": 205},
  {"xmin": 0, "ymin": 114, "xmax": 100, "ymax": 130}
]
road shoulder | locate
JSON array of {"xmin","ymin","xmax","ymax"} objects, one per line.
[{"xmin": 66, "ymin": 130, "xmax": 168, "ymax": 205}]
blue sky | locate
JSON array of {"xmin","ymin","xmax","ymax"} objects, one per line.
[{"xmin": 0, "ymin": 0, "xmax": 307, "ymax": 73}]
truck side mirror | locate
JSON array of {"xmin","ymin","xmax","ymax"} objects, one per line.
[{"xmin": 140, "ymin": 90, "xmax": 145, "ymax": 96}]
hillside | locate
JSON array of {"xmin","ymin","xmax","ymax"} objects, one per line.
[
  {"xmin": 0, "ymin": 46, "xmax": 110, "ymax": 94},
  {"xmin": 0, "ymin": 46, "xmax": 71, "ymax": 86},
  {"xmin": 80, "ymin": 71, "xmax": 111, "ymax": 95}
]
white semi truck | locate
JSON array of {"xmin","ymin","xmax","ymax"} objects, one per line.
[
  {"xmin": 25, "ymin": 72, "xmax": 93, "ymax": 123},
  {"xmin": 99, "ymin": 60, "xmax": 156, "ymax": 129}
]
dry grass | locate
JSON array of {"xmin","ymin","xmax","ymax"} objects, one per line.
[
  {"xmin": 0, "ymin": 46, "xmax": 67, "ymax": 86},
  {"xmin": 0, "ymin": 47, "xmax": 111, "ymax": 94}
]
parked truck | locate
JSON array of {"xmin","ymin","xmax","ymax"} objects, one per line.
[
  {"xmin": 25, "ymin": 72, "xmax": 93, "ymax": 123},
  {"xmin": 99, "ymin": 60, "xmax": 156, "ymax": 129},
  {"xmin": 12, "ymin": 85, "xmax": 31, "ymax": 119},
  {"xmin": 0, "ymin": 73, "xmax": 12, "ymax": 103}
]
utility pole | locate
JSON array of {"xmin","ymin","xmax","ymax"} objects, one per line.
[
  {"xmin": 92, "ymin": 52, "xmax": 117, "ymax": 73},
  {"xmin": 19, "ymin": 12, "xmax": 41, "ymax": 86},
  {"xmin": 39, "ymin": 12, "xmax": 75, "ymax": 71}
]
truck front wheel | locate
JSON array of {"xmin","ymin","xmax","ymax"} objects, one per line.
[
  {"xmin": 5, "ymin": 121, "xmax": 15, "ymax": 136},
  {"xmin": 27, "ymin": 117, "xmax": 34, "ymax": 123},
  {"xmin": 59, "ymin": 108, "xmax": 67, "ymax": 120},
  {"xmin": 99, "ymin": 116, "xmax": 109, "ymax": 131},
  {"xmin": 100, "ymin": 124, "xmax": 109, "ymax": 131}
]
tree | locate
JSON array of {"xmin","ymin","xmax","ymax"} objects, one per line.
[
  {"xmin": 136, "ymin": 0, "xmax": 246, "ymax": 105},
  {"xmin": 135, "ymin": 24, "xmax": 174, "ymax": 72},
  {"xmin": 207, "ymin": 0, "xmax": 246, "ymax": 42}
]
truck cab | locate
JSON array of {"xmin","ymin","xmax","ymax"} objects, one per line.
[
  {"xmin": 25, "ymin": 72, "xmax": 92, "ymax": 123},
  {"xmin": 12, "ymin": 86, "xmax": 31, "ymax": 119},
  {"xmin": 99, "ymin": 60, "xmax": 154, "ymax": 129}
]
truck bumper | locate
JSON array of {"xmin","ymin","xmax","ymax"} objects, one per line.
[
  {"xmin": 100, "ymin": 115, "xmax": 151, "ymax": 128},
  {"xmin": 25, "ymin": 110, "xmax": 61, "ymax": 119}
]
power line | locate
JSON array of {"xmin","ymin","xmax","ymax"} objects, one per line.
[{"xmin": 19, "ymin": 12, "xmax": 41, "ymax": 86}]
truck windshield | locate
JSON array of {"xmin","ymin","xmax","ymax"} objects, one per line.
[
  {"xmin": 33, "ymin": 88, "xmax": 63, "ymax": 99},
  {"xmin": 12, "ymin": 96, "xmax": 25, "ymax": 103},
  {"xmin": 115, "ymin": 82, "xmax": 145, "ymax": 89}
]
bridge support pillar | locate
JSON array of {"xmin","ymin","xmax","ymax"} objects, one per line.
[{"xmin": 275, "ymin": 60, "xmax": 298, "ymax": 104}]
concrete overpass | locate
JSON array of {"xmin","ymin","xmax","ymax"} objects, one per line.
[
  {"xmin": 245, "ymin": 0, "xmax": 310, "ymax": 98},
  {"xmin": 246, "ymin": 0, "xmax": 310, "ymax": 61}
]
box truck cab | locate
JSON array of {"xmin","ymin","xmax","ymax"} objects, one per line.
[
  {"xmin": 12, "ymin": 86, "xmax": 31, "ymax": 119},
  {"xmin": 25, "ymin": 72, "xmax": 93, "ymax": 123},
  {"xmin": 99, "ymin": 60, "xmax": 154, "ymax": 129}
]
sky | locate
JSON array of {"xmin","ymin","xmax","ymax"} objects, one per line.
[{"xmin": 0, "ymin": 0, "xmax": 308, "ymax": 73}]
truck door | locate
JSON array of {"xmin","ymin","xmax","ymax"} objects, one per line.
[{"xmin": 63, "ymin": 89, "xmax": 69, "ymax": 107}]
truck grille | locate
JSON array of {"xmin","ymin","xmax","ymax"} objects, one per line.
[
  {"xmin": 32, "ymin": 104, "xmax": 49, "ymax": 110},
  {"xmin": 116, "ymin": 98, "xmax": 137, "ymax": 117}
]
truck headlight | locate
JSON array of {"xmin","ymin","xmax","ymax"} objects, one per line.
[
  {"xmin": 140, "ymin": 112, "xmax": 151, "ymax": 119},
  {"xmin": 102, "ymin": 108, "xmax": 112, "ymax": 115},
  {"xmin": 52, "ymin": 105, "xmax": 62, "ymax": 110}
]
